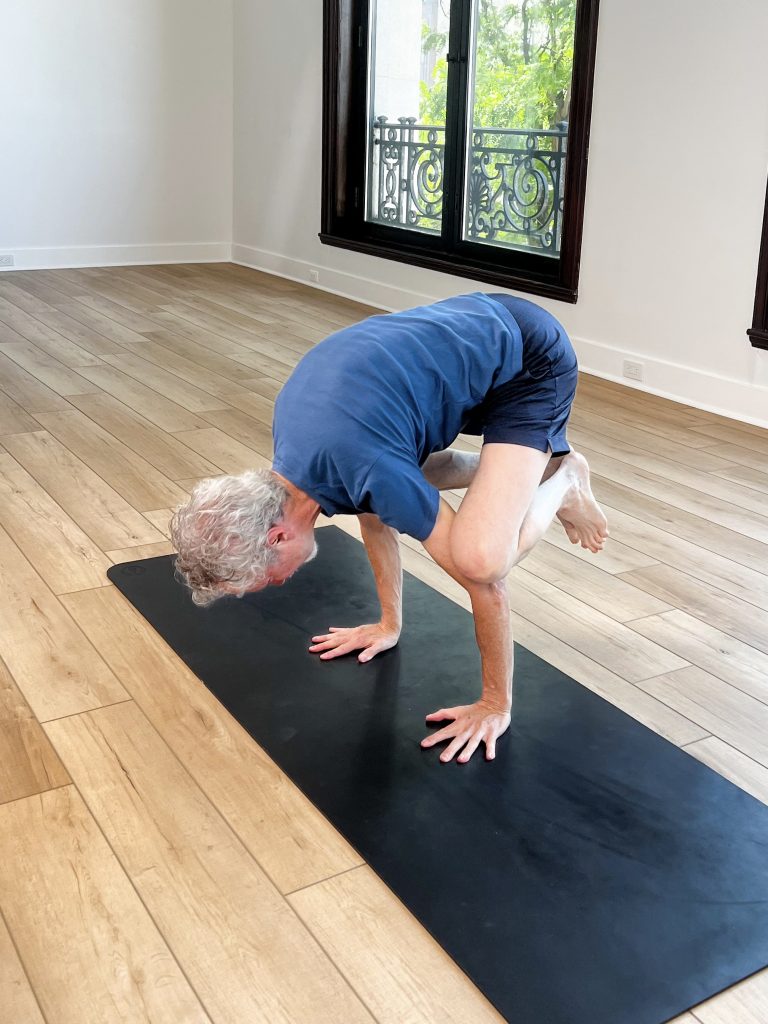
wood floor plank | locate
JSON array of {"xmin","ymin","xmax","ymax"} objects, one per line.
[
  {"xmin": 107, "ymin": 540, "xmax": 176, "ymax": 563},
  {"xmin": 691, "ymin": 968, "xmax": 768, "ymax": 1023},
  {"xmin": 572, "ymin": 425, "xmax": 768, "ymax": 517},
  {"xmin": 2, "ymin": 431, "xmax": 164, "ymax": 549},
  {"xmin": 0, "ymin": 349, "xmax": 70, "ymax": 412},
  {"xmin": 0, "ymin": 389, "xmax": 40, "ymax": 434},
  {"xmin": 45, "ymin": 703, "xmax": 374, "ymax": 1024},
  {"xmin": 700, "ymin": 441, "xmax": 768, "ymax": 469},
  {"xmin": 639, "ymin": 667, "xmax": 768, "ymax": 768},
  {"xmin": 581, "ymin": 446, "xmax": 768, "ymax": 545},
  {"xmin": 61, "ymin": 586, "xmax": 364, "ymax": 894},
  {"xmin": 0, "ymin": 913, "xmax": 46, "ymax": 1024},
  {"xmin": 577, "ymin": 375, "xmax": 707, "ymax": 423},
  {"xmin": 570, "ymin": 388, "xmax": 716, "ymax": 448},
  {"xmin": 141, "ymin": 328, "xmax": 259, "ymax": 380},
  {"xmin": 159, "ymin": 300, "xmax": 299, "ymax": 359},
  {"xmin": 219, "ymin": 343, "xmax": 294, "ymax": 382},
  {"xmin": 539, "ymin": 517, "xmax": 661, "ymax": 574},
  {"xmin": 149, "ymin": 311, "xmax": 260, "ymax": 356},
  {"xmin": 239, "ymin": 375, "xmax": 284, "ymax": 401},
  {"xmin": 506, "ymin": 569, "xmax": 688, "ymax": 681},
  {"xmin": 289, "ymin": 866, "xmax": 503, "ymax": 1023},
  {"xmin": 630, "ymin": 610, "xmax": 768, "ymax": 705},
  {"xmin": 214, "ymin": 386, "xmax": 278, "ymax": 425},
  {"xmin": 621, "ymin": 564, "xmax": 768, "ymax": 656},
  {"xmin": 0, "ymin": 451, "xmax": 112, "ymax": 593},
  {"xmin": 57, "ymin": 297, "xmax": 157, "ymax": 346},
  {"xmin": 125, "ymin": 338, "xmax": 257, "ymax": 400},
  {"xmin": 67, "ymin": 392, "xmax": 220, "ymax": 479},
  {"xmin": 173, "ymin": 427, "xmax": 271, "ymax": 475},
  {"xmin": 0, "ymin": 340, "xmax": 100, "ymax": 397},
  {"xmin": 142, "ymin": 508, "xmax": 174, "ymax": 538},
  {"xmin": 592, "ymin": 475, "xmax": 768, "ymax": 575},
  {"xmin": 712, "ymin": 463, "xmax": 768, "ymax": 496},
  {"xmin": 569, "ymin": 406, "xmax": 736, "ymax": 470},
  {"xmin": 688, "ymin": 422, "xmax": 768, "ymax": 455},
  {"xmin": 0, "ymin": 524, "xmax": 128, "ymax": 719},
  {"xmin": 599, "ymin": 504, "xmax": 768, "ymax": 611},
  {"xmin": 34, "ymin": 408, "xmax": 189, "ymax": 512},
  {"xmin": 64, "ymin": 291, "xmax": 162, "ymax": 333},
  {"xmin": 0, "ymin": 656, "xmax": 70, "ymax": 803},
  {"xmin": 200, "ymin": 406, "xmax": 274, "ymax": 458},
  {"xmin": 684, "ymin": 737, "xmax": 768, "ymax": 805},
  {"xmin": 0, "ymin": 288, "xmax": 105, "ymax": 364},
  {"xmin": 516, "ymin": 541, "xmax": 672, "ymax": 622},
  {"xmin": 0, "ymin": 786, "xmax": 210, "ymax": 1024},
  {"xmin": 101, "ymin": 349, "xmax": 232, "ymax": 413},
  {"xmin": 74, "ymin": 363, "xmax": 210, "ymax": 432}
]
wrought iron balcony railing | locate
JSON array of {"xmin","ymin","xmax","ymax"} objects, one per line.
[{"xmin": 368, "ymin": 117, "xmax": 568, "ymax": 256}]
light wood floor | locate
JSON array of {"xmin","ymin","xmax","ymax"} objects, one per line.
[{"xmin": 0, "ymin": 262, "xmax": 766, "ymax": 1023}]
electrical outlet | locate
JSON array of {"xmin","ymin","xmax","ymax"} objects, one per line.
[
  {"xmin": 622, "ymin": 360, "xmax": 644, "ymax": 382},
  {"xmin": 309, "ymin": 269, "xmax": 320, "ymax": 283},
  {"xmin": 0, "ymin": 255, "xmax": 14, "ymax": 268}
]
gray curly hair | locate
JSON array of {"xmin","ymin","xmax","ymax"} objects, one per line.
[{"xmin": 170, "ymin": 470, "xmax": 288, "ymax": 607}]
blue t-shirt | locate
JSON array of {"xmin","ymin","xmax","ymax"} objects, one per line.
[{"xmin": 271, "ymin": 292, "xmax": 524, "ymax": 540}]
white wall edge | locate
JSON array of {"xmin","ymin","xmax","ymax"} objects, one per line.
[
  {"xmin": 573, "ymin": 336, "xmax": 768, "ymax": 429},
  {"xmin": 0, "ymin": 242, "xmax": 232, "ymax": 271},
  {"xmin": 232, "ymin": 243, "xmax": 434, "ymax": 312},
  {"xmin": 233, "ymin": 243, "xmax": 768, "ymax": 428}
]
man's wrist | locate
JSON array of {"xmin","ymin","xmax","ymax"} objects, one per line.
[
  {"xmin": 479, "ymin": 691, "xmax": 511, "ymax": 714},
  {"xmin": 380, "ymin": 615, "xmax": 402, "ymax": 635}
]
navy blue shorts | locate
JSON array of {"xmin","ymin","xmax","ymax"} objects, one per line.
[{"xmin": 460, "ymin": 294, "xmax": 578, "ymax": 457}]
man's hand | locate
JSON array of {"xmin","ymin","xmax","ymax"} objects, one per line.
[
  {"xmin": 421, "ymin": 700, "xmax": 511, "ymax": 763},
  {"xmin": 309, "ymin": 623, "xmax": 401, "ymax": 663}
]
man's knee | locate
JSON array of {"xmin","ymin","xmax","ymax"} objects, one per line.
[{"xmin": 450, "ymin": 534, "xmax": 515, "ymax": 584}]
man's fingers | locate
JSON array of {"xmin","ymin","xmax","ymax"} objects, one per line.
[
  {"xmin": 485, "ymin": 734, "xmax": 498, "ymax": 760},
  {"xmin": 425, "ymin": 708, "xmax": 456, "ymax": 723},
  {"xmin": 358, "ymin": 643, "xmax": 384, "ymax": 663},
  {"xmin": 440, "ymin": 733, "xmax": 471, "ymax": 764},
  {"xmin": 458, "ymin": 732, "xmax": 483, "ymax": 764},
  {"xmin": 319, "ymin": 641, "xmax": 356, "ymax": 660},
  {"xmin": 308, "ymin": 638, "xmax": 340, "ymax": 652},
  {"xmin": 420, "ymin": 723, "xmax": 457, "ymax": 748}
]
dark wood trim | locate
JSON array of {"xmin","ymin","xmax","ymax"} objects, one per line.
[
  {"xmin": 322, "ymin": 0, "xmax": 600, "ymax": 304},
  {"xmin": 557, "ymin": 0, "xmax": 601, "ymax": 296},
  {"xmin": 319, "ymin": 233, "xmax": 577, "ymax": 302},
  {"xmin": 749, "ymin": 173, "xmax": 768, "ymax": 348}
]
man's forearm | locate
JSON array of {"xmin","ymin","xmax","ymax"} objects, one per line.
[
  {"xmin": 467, "ymin": 580, "xmax": 514, "ymax": 710},
  {"xmin": 422, "ymin": 500, "xmax": 513, "ymax": 710},
  {"xmin": 358, "ymin": 514, "xmax": 403, "ymax": 631}
]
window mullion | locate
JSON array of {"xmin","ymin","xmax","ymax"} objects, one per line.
[{"xmin": 441, "ymin": 0, "xmax": 472, "ymax": 251}]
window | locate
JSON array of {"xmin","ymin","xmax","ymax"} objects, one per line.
[
  {"xmin": 748, "ymin": 176, "xmax": 768, "ymax": 350},
  {"xmin": 322, "ymin": 0, "xmax": 600, "ymax": 302}
]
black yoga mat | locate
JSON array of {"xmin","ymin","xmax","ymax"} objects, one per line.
[{"xmin": 109, "ymin": 527, "xmax": 768, "ymax": 1024}]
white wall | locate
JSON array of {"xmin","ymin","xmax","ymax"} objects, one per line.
[
  {"xmin": 233, "ymin": 0, "xmax": 768, "ymax": 424},
  {"xmin": 0, "ymin": 0, "xmax": 233, "ymax": 268}
]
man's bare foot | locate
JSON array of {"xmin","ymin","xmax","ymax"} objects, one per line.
[{"xmin": 557, "ymin": 452, "xmax": 609, "ymax": 553}]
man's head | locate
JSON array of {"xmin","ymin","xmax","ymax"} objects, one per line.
[{"xmin": 171, "ymin": 469, "xmax": 318, "ymax": 606}]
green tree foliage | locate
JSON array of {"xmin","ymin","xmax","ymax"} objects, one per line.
[{"xmin": 420, "ymin": 0, "xmax": 576, "ymax": 130}]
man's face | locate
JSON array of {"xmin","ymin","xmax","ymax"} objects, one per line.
[
  {"xmin": 263, "ymin": 532, "xmax": 318, "ymax": 588},
  {"xmin": 219, "ymin": 528, "xmax": 318, "ymax": 597}
]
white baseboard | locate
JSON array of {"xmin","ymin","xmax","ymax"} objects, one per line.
[
  {"xmin": 233, "ymin": 242, "xmax": 768, "ymax": 429},
  {"xmin": 0, "ymin": 241, "xmax": 232, "ymax": 271},
  {"xmin": 232, "ymin": 243, "xmax": 431, "ymax": 312},
  {"xmin": 573, "ymin": 335, "xmax": 768, "ymax": 429}
]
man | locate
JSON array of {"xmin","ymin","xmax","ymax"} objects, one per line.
[{"xmin": 172, "ymin": 292, "xmax": 608, "ymax": 765}]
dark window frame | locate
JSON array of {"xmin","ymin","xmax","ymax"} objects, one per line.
[
  {"xmin": 321, "ymin": 0, "xmax": 601, "ymax": 303},
  {"xmin": 748, "ymin": 174, "xmax": 768, "ymax": 350}
]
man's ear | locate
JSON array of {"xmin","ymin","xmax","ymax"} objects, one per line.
[{"xmin": 266, "ymin": 524, "xmax": 288, "ymax": 547}]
